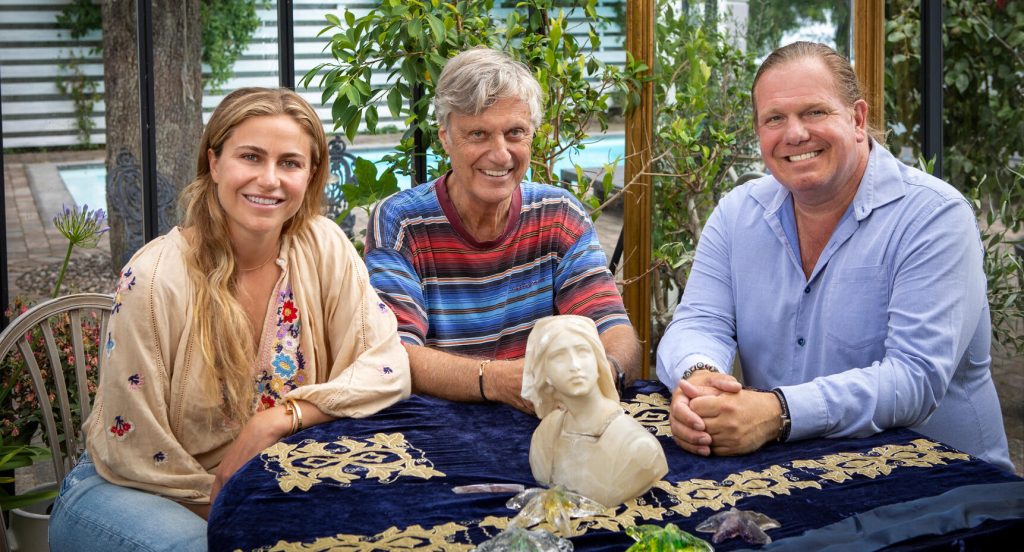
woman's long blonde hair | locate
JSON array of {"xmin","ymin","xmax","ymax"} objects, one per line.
[{"xmin": 178, "ymin": 87, "xmax": 328, "ymax": 424}]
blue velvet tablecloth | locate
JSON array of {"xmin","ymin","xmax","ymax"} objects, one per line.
[{"xmin": 208, "ymin": 381, "xmax": 1024, "ymax": 551}]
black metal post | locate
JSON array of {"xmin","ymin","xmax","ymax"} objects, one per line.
[
  {"xmin": 412, "ymin": 82, "xmax": 427, "ymax": 186},
  {"xmin": 921, "ymin": 0, "xmax": 943, "ymax": 178},
  {"xmin": 137, "ymin": 0, "xmax": 159, "ymax": 242},
  {"xmin": 1, "ymin": 64, "xmax": 8, "ymax": 328},
  {"xmin": 277, "ymin": 0, "xmax": 295, "ymax": 89}
]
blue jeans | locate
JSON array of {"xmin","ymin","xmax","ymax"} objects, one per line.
[{"xmin": 48, "ymin": 453, "xmax": 207, "ymax": 552}]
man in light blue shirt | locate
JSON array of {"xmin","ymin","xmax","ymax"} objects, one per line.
[{"xmin": 656, "ymin": 41, "xmax": 1013, "ymax": 472}]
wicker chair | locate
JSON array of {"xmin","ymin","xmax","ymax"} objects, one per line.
[{"xmin": 1, "ymin": 293, "xmax": 113, "ymax": 552}]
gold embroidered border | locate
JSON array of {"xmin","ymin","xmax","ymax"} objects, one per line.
[
  {"xmin": 264, "ymin": 419, "xmax": 966, "ymax": 548},
  {"xmin": 262, "ymin": 432, "xmax": 445, "ymax": 493},
  {"xmin": 791, "ymin": 438, "xmax": 970, "ymax": 483},
  {"xmin": 622, "ymin": 392, "xmax": 672, "ymax": 437},
  {"xmin": 249, "ymin": 522, "xmax": 472, "ymax": 552}
]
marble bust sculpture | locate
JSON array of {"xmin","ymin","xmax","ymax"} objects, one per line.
[{"xmin": 521, "ymin": 315, "xmax": 668, "ymax": 508}]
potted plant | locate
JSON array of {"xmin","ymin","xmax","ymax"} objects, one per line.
[{"xmin": 1, "ymin": 205, "xmax": 108, "ymax": 550}]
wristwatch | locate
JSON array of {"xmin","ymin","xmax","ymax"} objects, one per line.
[
  {"xmin": 608, "ymin": 356, "xmax": 625, "ymax": 395},
  {"xmin": 770, "ymin": 388, "xmax": 792, "ymax": 442}
]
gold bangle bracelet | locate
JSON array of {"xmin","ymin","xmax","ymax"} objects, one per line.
[
  {"xmin": 291, "ymin": 399, "xmax": 304, "ymax": 433},
  {"xmin": 283, "ymin": 398, "xmax": 299, "ymax": 436}
]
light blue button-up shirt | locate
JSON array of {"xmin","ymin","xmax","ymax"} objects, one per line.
[{"xmin": 657, "ymin": 143, "xmax": 1013, "ymax": 472}]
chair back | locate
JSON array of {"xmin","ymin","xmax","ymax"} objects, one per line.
[{"xmin": 0, "ymin": 293, "xmax": 113, "ymax": 483}]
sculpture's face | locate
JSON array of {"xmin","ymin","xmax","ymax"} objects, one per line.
[{"xmin": 544, "ymin": 332, "xmax": 598, "ymax": 399}]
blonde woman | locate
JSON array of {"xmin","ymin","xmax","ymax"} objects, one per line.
[{"xmin": 49, "ymin": 88, "xmax": 410, "ymax": 551}]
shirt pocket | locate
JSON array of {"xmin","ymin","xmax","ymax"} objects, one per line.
[{"xmin": 825, "ymin": 266, "xmax": 889, "ymax": 350}]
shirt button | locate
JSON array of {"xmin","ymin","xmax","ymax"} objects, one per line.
[
  {"xmin": 804, "ymin": 286, "xmax": 811, "ymax": 294},
  {"xmin": 797, "ymin": 337, "xmax": 806, "ymax": 347}
]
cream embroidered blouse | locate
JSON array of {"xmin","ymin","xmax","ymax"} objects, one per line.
[{"xmin": 86, "ymin": 216, "xmax": 411, "ymax": 503}]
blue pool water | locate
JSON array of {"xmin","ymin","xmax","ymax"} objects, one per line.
[
  {"xmin": 58, "ymin": 134, "xmax": 625, "ymax": 209},
  {"xmin": 59, "ymin": 164, "xmax": 108, "ymax": 212}
]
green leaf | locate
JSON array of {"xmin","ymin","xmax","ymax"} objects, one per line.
[
  {"xmin": 550, "ymin": 17, "xmax": 563, "ymax": 45},
  {"xmin": 325, "ymin": 13, "xmax": 341, "ymax": 27},
  {"xmin": 387, "ymin": 86, "xmax": 404, "ymax": 118},
  {"xmin": 365, "ymin": 105, "xmax": 379, "ymax": 132},
  {"xmin": 353, "ymin": 157, "xmax": 380, "ymax": 187},
  {"xmin": 352, "ymin": 78, "xmax": 371, "ymax": 97},
  {"xmin": 332, "ymin": 98, "xmax": 352, "ymax": 130},
  {"xmin": 0, "ymin": 487, "xmax": 59, "ymax": 512},
  {"xmin": 343, "ymin": 106, "xmax": 361, "ymax": 142},
  {"xmin": 426, "ymin": 13, "xmax": 446, "ymax": 43},
  {"xmin": 409, "ymin": 18, "xmax": 423, "ymax": 42}
]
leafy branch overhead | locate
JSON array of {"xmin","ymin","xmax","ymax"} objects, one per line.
[{"xmin": 304, "ymin": 0, "xmax": 645, "ymax": 217}]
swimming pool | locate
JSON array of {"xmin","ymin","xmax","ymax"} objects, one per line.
[{"xmin": 57, "ymin": 134, "xmax": 625, "ymax": 210}]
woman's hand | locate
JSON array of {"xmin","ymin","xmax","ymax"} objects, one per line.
[{"xmin": 209, "ymin": 404, "xmax": 293, "ymax": 506}]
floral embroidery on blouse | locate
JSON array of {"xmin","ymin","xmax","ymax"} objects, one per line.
[
  {"xmin": 128, "ymin": 373, "xmax": 143, "ymax": 390},
  {"xmin": 111, "ymin": 267, "xmax": 136, "ymax": 314},
  {"xmin": 378, "ymin": 301, "xmax": 388, "ymax": 313},
  {"xmin": 109, "ymin": 416, "xmax": 133, "ymax": 440},
  {"xmin": 382, "ymin": 366, "xmax": 394, "ymax": 376},
  {"xmin": 105, "ymin": 331, "xmax": 115, "ymax": 359},
  {"xmin": 153, "ymin": 451, "xmax": 167, "ymax": 465},
  {"xmin": 255, "ymin": 285, "xmax": 305, "ymax": 411}
]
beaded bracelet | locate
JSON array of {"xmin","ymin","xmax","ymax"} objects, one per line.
[
  {"xmin": 770, "ymin": 388, "xmax": 791, "ymax": 442},
  {"xmin": 681, "ymin": 361, "xmax": 719, "ymax": 380}
]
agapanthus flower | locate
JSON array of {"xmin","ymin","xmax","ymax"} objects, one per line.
[{"xmin": 51, "ymin": 204, "xmax": 111, "ymax": 297}]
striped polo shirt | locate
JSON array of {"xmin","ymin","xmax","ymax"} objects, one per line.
[{"xmin": 365, "ymin": 173, "xmax": 630, "ymax": 360}]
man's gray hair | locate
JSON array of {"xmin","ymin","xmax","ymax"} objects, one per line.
[{"xmin": 433, "ymin": 47, "xmax": 543, "ymax": 132}]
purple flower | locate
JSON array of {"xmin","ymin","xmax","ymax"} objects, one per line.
[{"xmin": 51, "ymin": 204, "xmax": 111, "ymax": 297}]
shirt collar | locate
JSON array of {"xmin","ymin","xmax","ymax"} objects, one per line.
[{"xmin": 751, "ymin": 139, "xmax": 906, "ymax": 221}]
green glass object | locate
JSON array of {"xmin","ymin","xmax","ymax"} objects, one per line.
[
  {"xmin": 474, "ymin": 526, "xmax": 572, "ymax": 552},
  {"xmin": 625, "ymin": 523, "xmax": 714, "ymax": 552}
]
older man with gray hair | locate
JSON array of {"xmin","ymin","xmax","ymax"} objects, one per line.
[{"xmin": 365, "ymin": 47, "xmax": 639, "ymax": 412}]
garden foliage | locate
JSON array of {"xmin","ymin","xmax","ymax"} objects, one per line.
[
  {"xmin": 886, "ymin": 0, "xmax": 1024, "ymax": 353},
  {"xmin": 647, "ymin": 2, "xmax": 758, "ymax": 337},
  {"xmin": 303, "ymin": 0, "xmax": 643, "ymax": 229},
  {"xmin": 0, "ymin": 299, "xmax": 103, "ymax": 451}
]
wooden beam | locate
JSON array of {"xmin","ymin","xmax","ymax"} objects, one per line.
[
  {"xmin": 624, "ymin": 0, "xmax": 654, "ymax": 378},
  {"xmin": 854, "ymin": 0, "xmax": 885, "ymax": 133}
]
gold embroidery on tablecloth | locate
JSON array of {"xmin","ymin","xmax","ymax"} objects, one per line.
[
  {"xmin": 791, "ymin": 438, "xmax": 971, "ymax": 483},
  {"xmin": 654, "ymin": 465, "xmax": 821, "ymax": 517},
  {"xmin": 250, "ymin": 522, "xmax": 472, "ymax": 552},
  {"xmin": 622, "ymin": 393, "xmax": 672, "ymax": 437},
  {"xmin": 261, "ymin": 438, "xmax": 967, "ymax": 549},
  {"xmin": 262, "ymin": 432, "xmax": 445, "ymax": 492}
]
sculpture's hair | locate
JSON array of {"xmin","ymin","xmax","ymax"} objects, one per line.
[
  {"xmin": 433, "ymin": 47, "xmax": 543, "ymax": 134},
  {"xmin": 521, "ymin": 315, "xmax": 618, "ymax": 418},
  {"xmin": 752, "ymin": 41, "xmax": 885, "ymax": 144},
  {"xmin": 178, "ymin": 87, "xmax": 328, "ymax": 424}
]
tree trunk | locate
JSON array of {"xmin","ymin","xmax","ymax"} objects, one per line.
[{"xmin": 102, "ymin": 0, "xmax": 203, "ymax": 270}]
